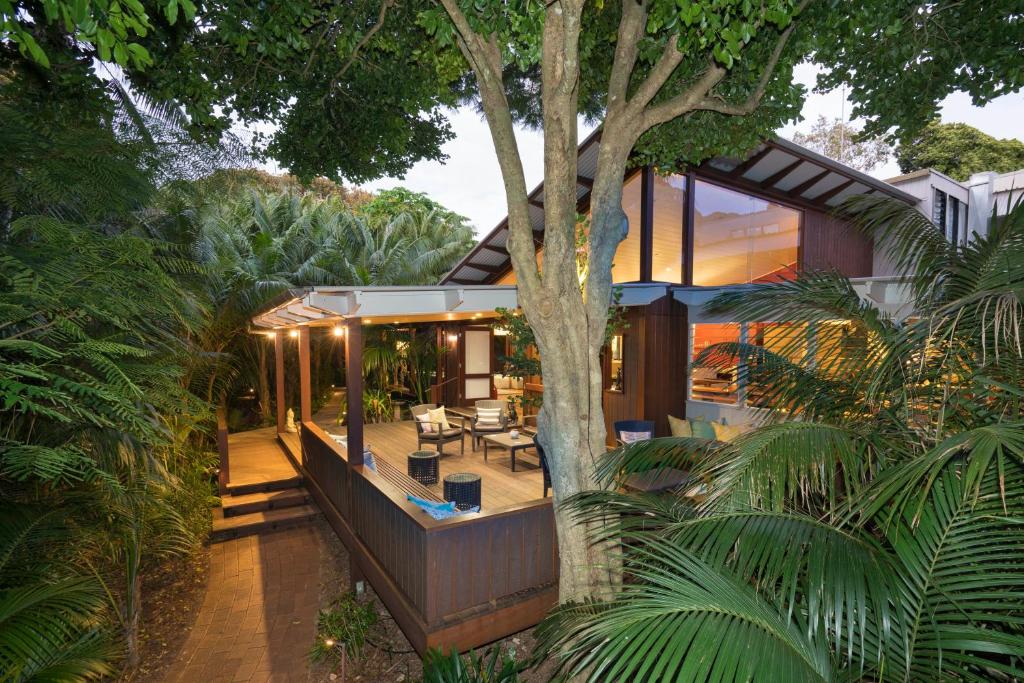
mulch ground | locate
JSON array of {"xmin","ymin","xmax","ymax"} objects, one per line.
[{"xmin": 120, "ymin": 547, "xmax": 211, "ymax": 682}]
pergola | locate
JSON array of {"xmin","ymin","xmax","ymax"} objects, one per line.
[{"xmin": 253, "ymin": 285, "xmax": 520, "ymax": 467}]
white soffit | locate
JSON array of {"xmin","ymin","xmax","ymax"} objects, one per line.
[{"xmin": 253, "ymin": 286, "xmax": 520, "ymax": 328}]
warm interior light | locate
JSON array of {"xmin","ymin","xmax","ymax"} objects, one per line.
[
  {"xmin": 333, "ymin": 326, "xmax": 344, "ymax": 336},
  {"xmin": 267, "ymin": 331, "xmax": 276, "ymax": 339},
  {"xmin": 447, "ymin": 334, "xmax": 458, "ymax": 344},
  {"xmin": 446, "ymin": 313, "xmax": 454, "ymax": 320},
  {"xmin": 289, "ymin": 330, "xmax": 299, "ymax": 338},
  {"xmin": 324, "ymin": 638, "xmax": 335, "ymax": 648}
]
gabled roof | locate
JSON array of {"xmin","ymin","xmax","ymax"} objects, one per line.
[{"xmin": 440, "ymin": 130, "xmax": 918, "ymax": 286}]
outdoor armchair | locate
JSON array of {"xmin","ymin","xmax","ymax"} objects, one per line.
[
  {"xmin": 410, "ymin": 403, "xmax": 465, "ymax": 455},
  {"xmin": 469, "ymin": 399, "xmax": 508, "ymax": 452}
]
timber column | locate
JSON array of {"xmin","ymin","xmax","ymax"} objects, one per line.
[
  {"xmin": 274, "ymin": 332, "xmax": 286, "ymax": 433},
  {"xmin": 298, "ymin": 327, "xmax": 312, "ymax": 423}
]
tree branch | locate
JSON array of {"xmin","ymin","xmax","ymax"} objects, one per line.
[
  {"xmin": 328, "ymin": 0, "xmax": 395, "ymax": 87},
  {"xmin": 606, "ymin": 0, "xmax": 648, "ymax": 115},
  {"xmin": 434, "ymin": 0, "xmax": 541, "ymax": 294},
  {"xmin": 640, "ymin": 0, "xmax": 812, "ymax": 129}
]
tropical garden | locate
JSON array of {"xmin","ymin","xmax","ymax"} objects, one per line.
[
  {"xmin": 3, "ymin": 0, "xmax": 1023, "ymax": 680},
  {"xmin": 0, "ymin": 63, "xmax": 473, "ymax": 679}
]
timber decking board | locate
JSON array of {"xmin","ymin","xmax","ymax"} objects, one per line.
[
  {"xmin": 226, "ymin": 427, "xmax": 299, "ymax": 487},
  {"xmin": 314, "ymin": 418, "xmax": 546, "ymax": 510}
]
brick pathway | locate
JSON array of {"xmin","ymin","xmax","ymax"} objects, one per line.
[{"xmin": 164, "ymin": 526, "xmax": 323, "ymax": 683}]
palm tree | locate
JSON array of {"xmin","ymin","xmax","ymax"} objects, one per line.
[
  {"xmin": 537, "ymin": 196, "xmax": 1024, "ymax": 681},
  {"xmin": 188, "ymin": 189, "xmax": 473, "ymax": 423}
]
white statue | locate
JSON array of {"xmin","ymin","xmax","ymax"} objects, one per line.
[{"xmin": 285, "ymin": 408, "xmax": 298, "ymax": 433}]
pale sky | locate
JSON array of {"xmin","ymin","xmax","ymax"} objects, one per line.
[{"xmin": 342, "ymin": 63, "xmax": 1024, "ymax": 236}]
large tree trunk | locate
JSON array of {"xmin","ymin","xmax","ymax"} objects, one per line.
[{"xmin": 436, "ymin": 0, "xmax": 790, "ymax": 602}]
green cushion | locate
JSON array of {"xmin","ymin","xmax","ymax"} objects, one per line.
[{"xmin": 688, "ymin": 417, "xmax": 716, "ymax": 440}]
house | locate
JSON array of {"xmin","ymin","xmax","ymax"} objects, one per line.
[
  {"xmin": 437, "ymin": 131, "xmax": 919, "ymax": 433},
  {"xmin": 243, "ymin": 131, "xmax": 932, "ymax": 655}
]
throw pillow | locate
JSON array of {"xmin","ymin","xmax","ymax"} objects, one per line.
[
  {"xmin": 407, "ymin": 495, "xmax": 458, "ymax": 520},
  {"xmin": 415, "ymin": 412, "xmax": 434, "ymax": 433},
  {"xmin": 688, "ymin": 417, "xmax": 717, "ymax": 440},
  {"xmin": 712, "ymin": 420, "xmax": 744, "ymax": 442},
  {"xmin": 363, "ymin": 449, "xmax": 377, "ymax": 472},
  {"xmin": 427, "ymin": 406, "xmax": 450, "ymax": 431},
  {"xmin": 477, "ymin": 406, "xmax": 502, "ymax": 425},
  {"xmin": 620, "ymin": 430, "xmax": 651, "ymax": 444},
  {"xmin": 667, "ymin": 415, "xmax": 692, "ymax": 438}
]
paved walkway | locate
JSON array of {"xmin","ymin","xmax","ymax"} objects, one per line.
[{"xmin": 164, "ymin": 526, "xmax": 323, "ymax": 683}]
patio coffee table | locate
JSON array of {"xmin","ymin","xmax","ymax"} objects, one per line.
[{"xmin": 481, "ymin": 432, "xmax": 535, "ymax": 472}]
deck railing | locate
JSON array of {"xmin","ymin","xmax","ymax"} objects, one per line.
[{"xmin": 298, "ymin": 422, "xmax": 558, "ymax": 653}]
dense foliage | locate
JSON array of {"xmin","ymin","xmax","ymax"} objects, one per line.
[
  {"xmin": 0, "ymin": 64, "xmax": 472, "ymax": 678},
  {"xmin": 537, "ymin": 196, "xmax": 1024, "ymax": 681},
  {"xmin": 896, "ymin": 120, "xmax": 1024, "ymax": 181},
  {"xmin": 0, "ymin": 73, "xmax": 218, "ymax": 677}
]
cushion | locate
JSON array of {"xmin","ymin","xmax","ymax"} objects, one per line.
[
  {"xmin": 363, "ymin": 449, "xmax": 377, "ymax": 472},
  {"xmin": 620, "ymin": 430, "xmax": 651, "ymax": 444},
  {"xmin": 477, "ymin": 406, "xmax": 502, "ymax": 425},
  {"xmin": 427, "ymin": 406, "xmax": 450, "ymax": 431},
  {"xmin": 494, "ymin": 375, "xmax": 510, "ymax": 390},
  {"xmin": 415, "ymin": 412, "xmax": 434, "ymax": 434},
  {"xmin": 407, "ymin": 495, "xmax": 458, "ymax": 520},
  {"xmin": 712, "ymin": 420, "xmax": 744, "ymax": 442},
  {"xmin": 667, "ymin": 415, "xmax": 691, "ymax": 438},
  {"xmin": 688, "ymin": 417, "xmax": 716, "ymax": 440}
]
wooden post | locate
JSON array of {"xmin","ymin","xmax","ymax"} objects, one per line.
[
  {"xmin": 298, "ymin": 326, "xmax": 312, "ymax": 423},
  {"xmin": 275, "ymin": 332, "xmax": 286, "ymax": 433},
  {"xmin": 216, "ymin": 404, "xmax": 229, "ymax": 494},
  {"xmin": 345, "ymin": 318, "xmax": 364, "ymax": 467}
]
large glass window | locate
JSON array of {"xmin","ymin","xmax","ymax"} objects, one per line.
[
  {"xmin": 611, "ymin": 172, "xmax": 643, "ymax": 283},
  {"xmin": 692, "ymin": 180, "xmax": 800, "ymax": 286},
  {"xmin": 651, "ymin": 173, "xmax": 686, "ymax": 283},
  {"xmin": 690, "ymin": 323, "xmax": 740, "ymax": 404}
]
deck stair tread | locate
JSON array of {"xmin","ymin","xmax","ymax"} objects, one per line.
[
  {"xmin": 226, "ymin": 475, "xmax": 304, "ymax": 496},
  {"xmin": 211, "ymin": 504, "xmax": 319, "ymax": 541},
  {"xmin": 221, "ymin": 487, "xmax": 310, "ymax": 516}
]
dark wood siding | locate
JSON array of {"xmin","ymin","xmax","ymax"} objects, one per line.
[
  {"xmin": 298, "ymin": 422, "xmax": 557, "ymax": 655},
  {"xmin": 800, "ymin": 208, "xmax": 873, "ymax": 277},
  {"xmin": 640, "ymin": 296, "xmax": 689, "ymax": 436},
  {"xmin": 601, "ymin": 296, "xmax": 689, "ymax": 445}
]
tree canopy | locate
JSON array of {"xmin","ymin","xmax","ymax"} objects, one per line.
[
  {"xmin": 791, "ymin": 116, "xmax": 891, "ymax": 172},
  {"xmin": 6, "ymin": 1, "xmax": 1021, "ymax": 183},
  {"xmin": 895, "ymin": 120, "xmax": 1024, "ymax": 181}
]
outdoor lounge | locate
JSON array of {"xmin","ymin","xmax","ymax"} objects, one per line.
[{"xmin": 244, "ymin": 286, "xmax": 558, "ymax": 655}]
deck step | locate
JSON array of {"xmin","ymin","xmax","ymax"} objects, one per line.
[
  {"xmin": 225, "ymin": 475, "xmax": 304, "ymax": 496},
  {"xmin": 221, "ymin": 487, "xmax": 310, "ymax": 517},
  {"xmin": 211, "ymin": 504, "xmax": 320, "ymax": 542}
]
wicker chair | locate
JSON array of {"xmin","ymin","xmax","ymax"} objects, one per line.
[
  {"xmin": 410, "ymin": 404, "xmax": 465, "ymax": 455},
  {"xmin": 613, "ymin": 419, "xmax": 656, "ymax": 447},
  {"xmin": 469, "ymin": 399, "xmax": 508, "ymax": 451}
]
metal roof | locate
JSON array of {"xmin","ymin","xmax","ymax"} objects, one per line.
[{"xmin": 440, "ymin": 131, "xmax": 919, "ymax": 286}]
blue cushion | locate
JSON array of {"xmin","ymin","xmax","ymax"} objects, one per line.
[
  {"xmin": 364, "ymin": 450, "xmax": 377, "ymax": 472},
  {"xmin": 407, "ymin": 495, "xmax": 457, "ymax": 519},
  {"xmin": 406, "ymin": 495, "xmax": 480, "ymax": 520}
]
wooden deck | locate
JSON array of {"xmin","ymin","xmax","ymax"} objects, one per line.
[
  {"xmin": 312, "ymin": 418, "xmax": 546, "ymax": 510},
  {"xmin": 226, "ymin": 427, "xmax": 299, "ymax": 488}
]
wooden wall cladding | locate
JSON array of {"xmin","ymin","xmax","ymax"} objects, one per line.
[
  {"xmin": 299, "ymin": 422, "xmax": 558, "ymax": 655},
  {"xmin": 801, "ymin": 208, "xmax": 873, "ymax": 277},
  {"xmin": 640, "ymin": 296, "xmax": 689, "ymax": 436},
  {"xmin": 601, "ymin": 297, "xmax": 689, "ymax": 444}
]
